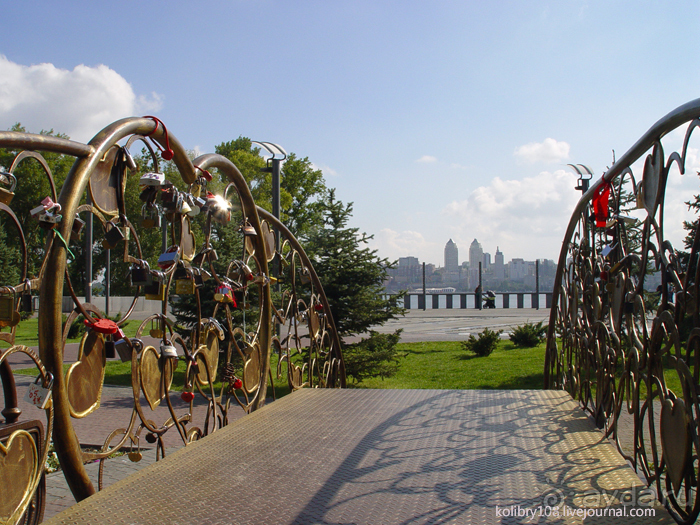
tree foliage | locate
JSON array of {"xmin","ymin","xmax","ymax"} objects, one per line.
[{"xmin": 304, "ymin": 190, "xmax": 404, "ymax": 342}]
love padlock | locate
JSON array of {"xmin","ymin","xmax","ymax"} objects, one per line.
[
  {"xmin": 19, "ymin": 281, "xmax": 33, "ymax": 314},
  {"xmin": 140, "ymin": 171, "xmax": 165, "ymax": 187},
  {"xmin": 25, "ymin": 373, "xmax": 53, "ymax": 410},
  {"xmin": 102, "ymin": 220, "xmax": 125, "ymax": 249},
  {"xmin": 141, "ymin": 204, "xmax": 161, "ymax": 229},
  {"xmin": 157, "ymin": 247, "xmax": 179, "ymax": 270},
  {"xmin": 144, "ymin": 281, "xmax": 166, "ymax": 301},
  {"xmin": 0, "ymin": 289, "xmax": 20, "ymax": 328},
  {"xmin": 0, "ymin": 171, "xmax": 17, "ymax": 205},
  {"xmin": 131, "ymin": 260, "xmax": 152, "ymax": 287},
  {"xmin": 160, "ymin": 340, "xmax": 178, "ymax": 359}
]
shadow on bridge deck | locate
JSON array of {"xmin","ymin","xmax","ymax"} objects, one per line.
[{"xmin": 44, "ymin": 389, "xmax": 672, "ymax": 524}]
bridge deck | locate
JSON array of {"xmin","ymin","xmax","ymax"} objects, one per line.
[{"xmin": 44, "ymin": 389, "xmax": 672, "ymax": 524}]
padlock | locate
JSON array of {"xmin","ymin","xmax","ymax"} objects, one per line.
[
  {"xmin": 144, "ymin": 281, "xmax": 166, "ymax": 301},
  {"xmin": 20, "ymin": 281, "xmax": 33, "ymax": 314},
  {"xmin": 141, "ymin": 204, "xmax": 161, "ymax": 229},
  {"xmin": 192, "ymin": 268, "xmax": 212, "ymax": 286},
  {"xmin": 178, "ymin": 195, "xmax": 193, "ymax": 216},
  {"xmin": 191, "ymin": 182, "xmax": 202, "ymax": 198},
  {"xmin": 114, "ymin": 335, "xmax": 132, "ymax": 362},
  {"xmin": 102, "ymin": 221, "xmax": 125, "ymax": 249},
  {"xmin": 241, "ymin": 222, "xmax": 256, "ymax": 236},
  {"xmin": 158, "ymin": 247, "xmax": 179, "ymax": 270},
  {"xmin": 140, "ymin": 172, "xmax": 165, "ymax": 186},
  {"xmin": 0, "ymin": 289, "xmax": 20, "ymax": 328},
  {"xmin": 25, "ymin": 373, "xmax": 53, "ymax": 410},
  {"xmin": 0, "ymin": 171, "xmax": 16, "ymax": 205},
  {"xmin": 71, "ymin": 216, "xmax": 86, "ymax": 242},
  {"xmin": 131, "ymin": 261, "xmax": 152, "ymax": 287},
  {"xmin": 214, "ymin": 284, "xmax": 235, "ymax": 304},
  {"xmin": 175, "ymin": 276, "xmax": 195, "ymax": 294},
  {"xmin": 105, "ymin": 339, "xmax": 116, "ymax": 359},
  {"xmin": 149, "ymin": 319, "xmax": 164, "ymax": 338},
  {"xmin": 160, "ymin": 340, "xmax": 178, "ymax": 358},
  {"xmin": 161, "ymin": 186, "xmax": 180, "ymax": 211}
]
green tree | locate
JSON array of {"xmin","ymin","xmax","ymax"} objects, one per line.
[{"xmin": 304, "ymin": 190, "xmax": 406, "ymax": 383}]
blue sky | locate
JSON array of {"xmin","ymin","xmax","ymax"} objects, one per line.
[{"xmin": 2, "ymin": 1, "xmax": 700, "ymax": 266}]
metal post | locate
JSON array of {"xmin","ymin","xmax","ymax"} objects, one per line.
[
  {"xmin": 105, "ymin": 248, "xmax": 110, "ymax": 317},
  {"xmin": 535, "ymin": 259, "xmax": 540, "ymax": 310},
  {"xmin": 422, "ymin": 262, "xmax": 426, "ymax": 311},
  {"xmin": 85, "ymin": 195, "xmax": 93, "ymax": 304},
  {"xmin": 478, "ymin": 262, "xmax": 482, "ymax": 310}
]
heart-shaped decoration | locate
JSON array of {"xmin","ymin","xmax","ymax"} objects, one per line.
[
  {"xmin": 289, "ymin": 363, "xmax": 303, "ymax": 389},
  {"xmin": 243, "ymin": 345, "xmax": 261, "ymax": 394},
  {"xmin": 195, "ymin": 332, "xmax": 219, "ymax": 386},
  {"xmin": 0, "ymin": 429, "xmax": 39, "ymax": 523},
  {"xmin": 660, "ymin": 397, "xmax": 691, "ymax": 494},
  {"xmin": 139, "ymin": 345, "xmax": 174, "ymax": 411},
  {"xmin": 65, "ymin": 330, "xmax": 106, "ymax": 418},
  {"xmin": 308, "ymin": 309, "xmax": 320, "ymax": 338},
  {"xmin": 642, "ymin": 144, "xmax": 663, "ymax": 214}
]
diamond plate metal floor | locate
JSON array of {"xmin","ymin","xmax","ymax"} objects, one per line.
[{"xmin": 43, "ymin": 389, "xmax": 673, "ymax": 524}]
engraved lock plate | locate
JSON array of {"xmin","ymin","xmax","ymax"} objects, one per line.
[
  {"xmin": 20, "ymin": 292, "xmax": 33, "ymax": 314},
  {"xmin": 0, "ymin": 172, "xmax": 17, "ymax": 205},
  {"xmin": 175, "ymin": 278, "xmax": 195, "ymax": 295}
]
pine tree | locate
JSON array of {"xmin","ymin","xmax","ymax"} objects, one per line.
[{"xmin": 305, "ymin": 190, "xmax": 406, "ymax": 383}]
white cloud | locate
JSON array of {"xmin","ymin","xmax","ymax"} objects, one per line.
[
  {"xmin": 0, "ymin": 55, "xmax": 163, "ymax": 142},
  {"xmin": 416, "ymin": 155, "xmax": 437, "ymax": 163},
  {"xmin": 514, "ymin": 138, "xmax": 570, "ymax": 164},
  {"xmin": 311, "ymin": 163, "xmax": 339, "ymax": 177},
  {"xmin": 442, "ymin": 169, "xmax": 580, "ymax": 260},
  {"xmin": 368, "ymin": 228, "xmax": 441, "ymax": 263}
]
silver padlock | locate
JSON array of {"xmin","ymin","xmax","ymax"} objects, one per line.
[
  {"xmin": 160, "ymin": 340, "xmax": 178, "ymax": 358},
  {"xmin": 25, "ymin": 373, "xmax": 54, "ymax": 409},
  {"xmin": 141, "ymin": 204, "xmax": 161, "ymax": 229}
]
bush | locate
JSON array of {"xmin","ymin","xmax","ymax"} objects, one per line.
[
  {"xmin": 509, "ymin": 321, "xmax": 547, "ymax": 348},
  {"xmin": 342, "ymin": 329, "xmax": 405, "ymax": 384},
  {"xmin": 462, "ymin": 328, "xmax": 502, "ymax": 357}
]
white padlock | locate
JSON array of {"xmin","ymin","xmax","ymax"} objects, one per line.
[{"xmin": 25, "ymin": 373, "xmax": 53, "ymax": 409}]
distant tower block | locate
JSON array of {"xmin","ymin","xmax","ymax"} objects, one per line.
[
  {"xmin": 469, "ymin": 239, "xmax": 483, "ymax": 270},
  {"xmin": 444, "ymin": 239, "xmax": 458, "ymax": 271}
]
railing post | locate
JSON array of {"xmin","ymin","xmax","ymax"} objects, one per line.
[
  {"xmin": 404, "ymin": 294, "xmax": 410, "ymax": 309},
  {"xmin": 503, "ymin": 293, "xmax": 510, "ymax": 309},
  {"xmin": 446, "ymin": 294, "xmax": 453, "ymax": 309},
  {"xmin": 517, "ymin": 293, "xmax": 524, "ymax": 308},
  {"xmin": 432, "ymin": 294, "xmax": 439, "ymax": 309},
  {"xmin": 460, "ymin": 294, "xmax": 467, "ymax": 309}
]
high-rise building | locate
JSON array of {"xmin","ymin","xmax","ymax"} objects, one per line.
[
  {"xmin": 494, "ymin": 247, "xmax": 505, "ymax": 279},
  {"xmin": 444, "ymin": 239, "xmax": 458, "ymax": 272},
  {"xmin": 469, "ymin": 239, "xmax": 483, "ymax": 270}
]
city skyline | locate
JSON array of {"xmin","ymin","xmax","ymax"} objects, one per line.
[{"xmin": 1, "ymin": 3, "xmax": 699, "ymax": 267}]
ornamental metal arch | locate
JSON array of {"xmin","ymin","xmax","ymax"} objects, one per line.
[
  {"xmin": 0, "ymin": 117, "xmax": 344, "ymax": 521},
  {"xmin": 545, "ymin": 98, "xmax": 700, "ymax": 524}
]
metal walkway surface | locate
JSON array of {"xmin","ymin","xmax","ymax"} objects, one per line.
[{"xmin": 43, "ymin": 389, "xmax": 673, "ymax": 524}]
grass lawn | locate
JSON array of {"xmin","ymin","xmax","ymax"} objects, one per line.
[
  {"xmin": 12, "ymin": 336, "xmax": 683, "ymax": 398},
  {"xmin": 357, "ymin": 340, "xmax": 545, "ymax": 390}
]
